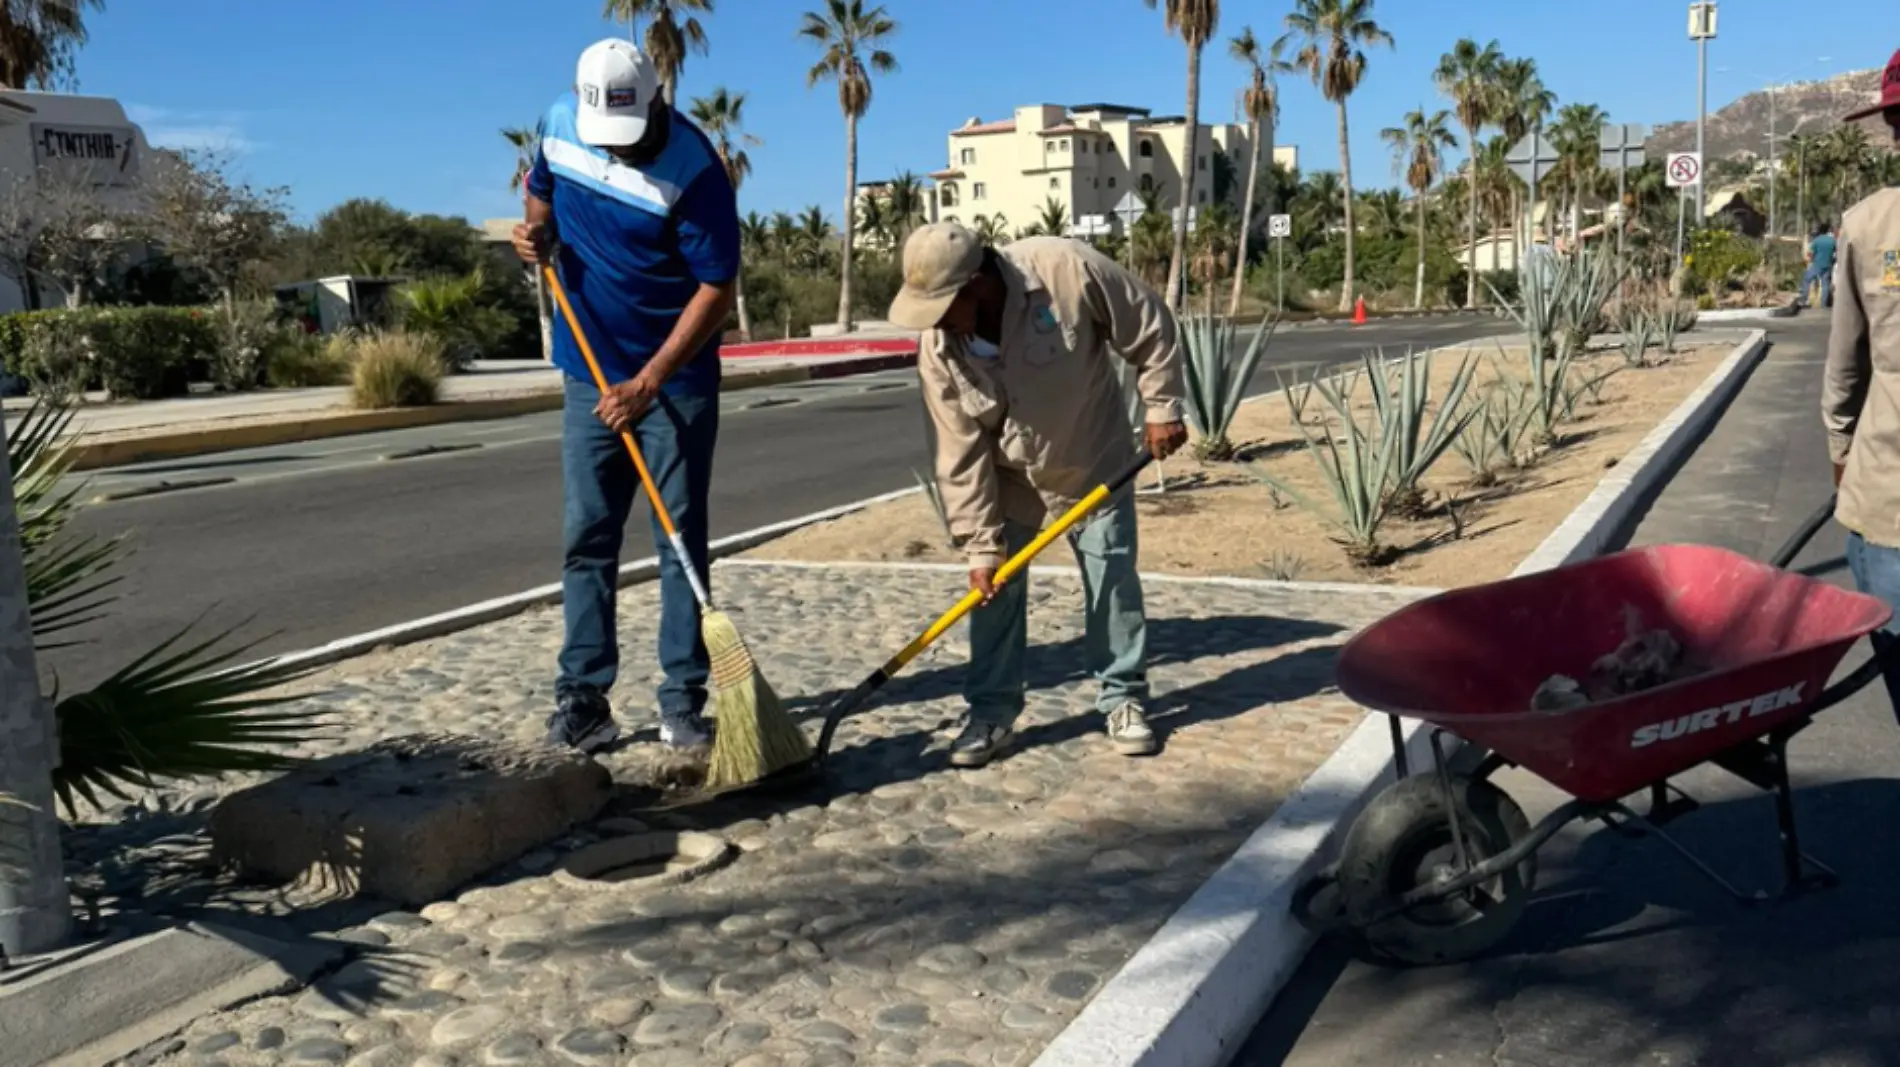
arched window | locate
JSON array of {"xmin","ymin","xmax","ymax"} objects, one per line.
[
  {"xmin": 1138, "ymin": 140, "xmax": 1154, "ymax": 159},
  {"xmin": 940, "ymin": 185, "xmax": 959, "ymax": 207}
]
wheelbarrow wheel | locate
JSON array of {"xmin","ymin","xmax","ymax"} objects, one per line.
[{"xmin": 1336, "ymin": 772, "xmax": 1535, "ymax": 966}]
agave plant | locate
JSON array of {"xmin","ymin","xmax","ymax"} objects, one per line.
[
  {"xmin": 911, "ymin": 466, "xmax": 952, "ymax": 546},
  {"xmin": 1617, "ymin": 304, "xmax": 1658, "ymax": 369},
  {"xmin": 1450, "ymin": 379, "xmax": 1535, "ymax": 486},
  {"xmin": 1488, "ymin": 251, "xmax": 1617, "ymax": 444},
  {"xmin": 7, "ymin": 400, "xmax": 331, "ymax": 817},
  {"xmin": 1110, "ymin": 356, "xmax": 1168, "ymax": 491},
  {"xmin": 1360, "ymin": 347, "xmax": 1481, "ymax": 517},
  {"xmin": 1254, "ymin": 370, "xmax": 1402, "ymax": 567},
  {"xmin": 1181, "ymin": 314, "xmax": 1280, "ymax": 462}
]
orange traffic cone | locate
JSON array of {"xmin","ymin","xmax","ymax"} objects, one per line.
[{"xmin": 1352, "ymin": 295, "xmax": 1367, "ymax": 326}]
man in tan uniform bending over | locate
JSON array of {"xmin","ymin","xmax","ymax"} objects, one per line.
[
  {"xmin": 887, "ymin": 222, "xmax": 1189, "ymax": 768},
  {"xmin": 1820, "ymin": 45, "xmax": 1900, "ymax": 708}
]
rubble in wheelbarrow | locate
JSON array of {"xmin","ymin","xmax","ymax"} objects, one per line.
[{"xmin": 1531, "ymin": 605, "xmax": 1700, "ymax": 710}]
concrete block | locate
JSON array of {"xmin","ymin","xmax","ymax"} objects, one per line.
[{"xmin": 210, "ymin": 734, "xmax": 612, "ymax": 906}]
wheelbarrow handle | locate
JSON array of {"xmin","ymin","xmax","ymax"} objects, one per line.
[{"xmin": 1768, "ymin": 492, "xmax": 1838, "ymax": 571}]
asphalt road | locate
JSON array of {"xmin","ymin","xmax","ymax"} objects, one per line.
[
  {"xmin": 1238, "ymin": 316, "xmax": 1900, "ymax": 1067},
  {"xmin": 41, "ymin": 314, "xmax": 1512, "ymax": 691}
]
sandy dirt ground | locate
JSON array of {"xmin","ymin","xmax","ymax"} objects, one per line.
[{"xmin": 740, "ymin": 337, "xmax": 1732, "ymax": 589}]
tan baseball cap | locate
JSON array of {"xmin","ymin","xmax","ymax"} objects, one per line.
[{"xmin": 888, "ymin": 223, "xmax": 984, "ymax": 330}]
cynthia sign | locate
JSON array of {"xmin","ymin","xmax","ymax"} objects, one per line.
[{"xmin": 28, "ymin": 123, "xmax": 140, "ymax": 186}]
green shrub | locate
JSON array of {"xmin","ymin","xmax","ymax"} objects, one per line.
[
  {"xmin": 266, "ymin": 329, "xmax": 356, "ymax": 388},
  {"xmin": 1, "ymin": 307, "xmax": 219, "ymax": 400},
  {"xmin": 399, "ymin": 271, "xmax": 513, "ymax": 370},
  {"xmin": 350, "ymin": 329, "xmax": 445, "ymax": 409},
  {"xmin": 1684, "ymin": 230, "xmax": 1762, "ymax": 290}
]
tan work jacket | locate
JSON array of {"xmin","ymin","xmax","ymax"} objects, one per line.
[
  {"xmin": 1823, "ymin": 187, "xmax": 1900, "ymax": 547},
  {"xmin": 917, "ymin": 237, "xmax": 1186, "ymax": 569}
]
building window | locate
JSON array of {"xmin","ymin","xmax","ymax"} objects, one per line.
[
  {"xmin": 1198, "ymin": 189, "xmax": 1208, "ymax": 203},
  {"xmin": 940, "ymin": 185, "xmax": 959, "ymax": 207},
  {"xmin": 1139, "ymin": 140, "xmax": 1154, "ymax": 158},
  {"xmin": 1092, "ymin": 178, "xmax": 1100, "ymax": 188},
  {"xmin": 973, "ymin": 182, "xmax": 987, "ymax": 200},
  {"xmin": 1050, "ymin": 177, "xmax": 1059, "ymax": 189},
  {"xmin": 1059, "ymin": 139, "xmax": 1069, "ymax": 151},
  {"xmin": 1107, "ymin": 176, "xmax": 1117, "ymax": 188},
  {"xmin": 1198, "ymin": 155, "xmax": 1207, "ymax": 171},
  {"xmin": 959, "ymin": 147, "xmax": 975, "ymax": 165},
  {"xmin": 1139, "ymin": 173, "xmax": 1154, "ymax": 192},
  {"xmin": 945, "ymin": 215, "xmax": 959, "ymax": 225}
]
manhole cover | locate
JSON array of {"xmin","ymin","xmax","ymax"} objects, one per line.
[{"xmin": 554, "ymin": 831, "xmax": 735, "ymax": 892}]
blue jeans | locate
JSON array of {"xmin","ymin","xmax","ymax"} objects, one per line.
[
  {"xmin": 1845, "ymin": 532, "xmax": 1900, "ymax": 715},
  {"xmin": 557, "ymin": 378, "xmax": 718, "ymax": 717},
  {"xmin": 966, "ymin": 489, "xmax": 1150, "ymax": 728},
  {"xmin": 1800, "ymin": 264, "xmax": 1832, "ymax": 307}
]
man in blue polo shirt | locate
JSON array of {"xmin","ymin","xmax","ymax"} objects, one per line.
[{"xmin": 513, "ymin": 38, "xmax": 740, "ymax": 753}]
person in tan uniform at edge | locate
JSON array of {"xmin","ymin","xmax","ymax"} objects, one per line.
[
  {"xmin": 1821, "ymin": 45, "xmax": 1900, "ymax": 708},
  {"xmin": 885, "ymin": 222, "xmax": 1190, "ymax": 769}
]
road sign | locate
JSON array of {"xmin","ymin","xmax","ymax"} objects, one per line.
[
  {"xmin": 1506, "ymin": 130, "xmax": 1560, "ymax": 187},
  {"xmin": 1666, "ymin": 151, "xmax": 1702, "ymax": 188},
  {"xmin": 1598, "ymin": 123, "xmax": 1648, "ymax": 172},
  {"xmin": 1688, "ymin": 1, "xmax": 1717, "ymax": 39},
  {"xmin": 1268, "ymin": 214, "xmax": 1291, "ymax": 239},
  {"xmin": 1111, "ymin": 191, "xmax": 1144, "ymax": 229}
]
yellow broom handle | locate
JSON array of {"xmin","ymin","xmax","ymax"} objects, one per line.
[
  {"xmin": 544, "ymin": 264, "xmax": 712, "ymax": 610},
  {"xmin": 879, "ymin": 478, "xmax": 1121, "ymax": 676}
]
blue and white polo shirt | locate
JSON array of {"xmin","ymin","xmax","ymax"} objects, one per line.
[{"xmin": 526, "ymin": 92, "xmax": 741, "ymax": 397}]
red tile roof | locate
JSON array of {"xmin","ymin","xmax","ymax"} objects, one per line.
[
  {"xmin": 929, "ymin": 169, "xmax": 965, "ymax": 180},
  {"xmin": 953, "ymin": 120, "xmax": 1017, "ymax": 136}
]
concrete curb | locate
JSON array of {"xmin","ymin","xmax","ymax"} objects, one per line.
[
  {"xmin": 60, "ymin": 362, "xmax": 843, "ymax": 473},
  {"xmin": 1695, "ymin": 305, "xmax": 1797, "ymax": 323},
  {"xmin": 1027, "ymin": 327, "xmax": 1773, "ymax": 1067}
]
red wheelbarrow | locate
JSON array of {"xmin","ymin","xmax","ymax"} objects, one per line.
[{"xmin": 1295, "ymin": 497, "xmax": 1895, "ymax": 965}]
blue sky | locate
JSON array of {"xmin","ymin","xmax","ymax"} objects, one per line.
[{"xmin": 72, "ymin": 0, "xmax": 1876, "ymax": 226}]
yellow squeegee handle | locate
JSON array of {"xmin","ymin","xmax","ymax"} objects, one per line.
[
  {"xmin": 544, "ymin": 264, "xmax": 712, "ymax": 611},
  {"xmin": 812, "ymin": 450, "xmax": 1155, "ymax": 760}
]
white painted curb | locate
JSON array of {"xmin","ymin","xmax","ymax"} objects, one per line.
[
  {"xmin": 252, "ymin": 487, "xmax": 920, "ymax": 674},
  {"xmin": 1695, "ymin": 306, "xmax": 1795, "ymax": 323},
  {"xmin": 1028, "ymin": 327, "xmax": 1772, "ymax": 1067}
]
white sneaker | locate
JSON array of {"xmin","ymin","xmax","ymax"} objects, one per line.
[{"xmin": 1106, "ymin": 701, "xmax": 1157, "ymax": 756}]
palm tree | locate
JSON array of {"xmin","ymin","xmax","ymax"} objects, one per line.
[
  {"xmin": 1034, "ymin": 197, "xmax": 1070, "ymax": 237},
  {"xmin": 1277, "ymin": 0, "xmax": 1394, "ymax": 312},
  {"xmin": 688, "ymin": 87, "xmax": 760, "ymax": 339},
  {"xmin": 971, "ymin": 214, "xmax": 1011, "ymax": 247},
  {"xmin": 1551, "ymin": 102, "xmax": 1609, "ymax": 243},
  {"xmin": 502, "ymin": 126, "xmax": 553, "ymax": 361},
  {"xmin": 1292, "ymin": 170, "xmax": 1346, "ymax": 239},
  {"xmin": 1144, "ymin": 0, "xmax": 1221, "ymax": 310},
  {"xmin": 1496, "ymin": 57, "xmax": 1553, "ymax": 255},
  {"xmin": 1381, "ymin": 108, "xmax": 1457, "ymax": 308},
  {"xmin": 799, "ymin": 0, "xmax": 899, "ymax": 331},
  {"xmin": 858, "ymin": 195, "xmax": 894, "ymax": 249},
  {"xmin": 602, "ymin": 0, "xmax": 712, "ymax": 105},
  {"xmin": 882, "ymin": 171, "xmax": 929, "ymax": 250},
  {"xmin": 1435, "ymin": 38, "xmax": 1502, "ymax": 307},
  {"xmin": 1471, "ymin": 135, "xmax": 1517, "ymax": 274},
  {"xmin": 0, "ymin": 0, "xmax": 103, "ymax": 90},
  {"xmin": 739, "ymin": 211, "xmax": 771, "ymax": 261},
  {"xmin": 1228, "ymin": 26, "xmax": 1281, "ymax": 315}
]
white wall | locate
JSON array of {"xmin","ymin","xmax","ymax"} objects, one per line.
[{"xmin": 0, "ymin": 89, "xmax": 155, "ymax": 314}]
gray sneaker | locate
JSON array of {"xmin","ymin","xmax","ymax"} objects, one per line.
[
  {"xmin": 949, "ymin": 718, "xmax": 1013, "ymax": 768},
  {"xmin": 1106, "ymin": 701, "xmax": 1157, "ymax": 756}
]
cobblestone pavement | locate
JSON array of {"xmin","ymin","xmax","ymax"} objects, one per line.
[{"xmin": 71, "ymin": 561, "xmax": 1428, "ymax": 1067}]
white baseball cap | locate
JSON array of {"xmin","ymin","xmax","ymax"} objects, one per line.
[{"xmin": 574, "ymin": 39, "xmax": 661, "ymax": 147}]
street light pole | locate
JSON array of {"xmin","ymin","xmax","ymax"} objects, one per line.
[
  {"xmin": 0, "ymin": 406, "xmax": 70, "ymax": 961},
  {"xmin": 1768, "ymin": 86, "xmax": 1778, "ymax": 241},
  {"xmin": 1689, "ymin": 2, "xmax": 1718, "ymax": 227}
]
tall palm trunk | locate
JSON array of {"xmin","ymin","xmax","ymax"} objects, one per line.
[
  {"xmin": 1166, "ymin": 44, "xmax": 1203, "ymax": 310},
  {"xmin": 1336, "ymin": 100, "xmax": 1357, "ymax": 313},
  {"xmin": 1414, "ymin": 199, "xmax": 1427, "ymax": 309},
  {"xmin": 1228, "ymin": 116, "xmax": 1263, "ymax": 317},
  {"xmin": 837, "ymin": 112, "xmax": 858, "ymax": 330},
  {"xmin": 1462, "ymin": 121, "xmax": 1479, "ymax": 307}
]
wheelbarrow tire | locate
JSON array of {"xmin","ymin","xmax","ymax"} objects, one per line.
[{"xmin": 1336, "ymin": 773, "xmax": 1535, "ymax": 966}]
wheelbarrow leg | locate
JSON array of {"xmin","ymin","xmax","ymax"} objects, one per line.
[
  {"xmin": 1765, "ymin": 728, "xmax": 1840, "ymax": 894},
  {"xmin": 1388, "ymin": 713, "xmax": 1408, "ymax": 779}
]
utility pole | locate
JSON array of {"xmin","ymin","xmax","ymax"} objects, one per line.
[
  {"xmin": 0, "ymin": 406, "xmax": 70, "ymax": 960},
  {"xmin": 1689, "ymin": 2, "xmax": 1718, "ymax": 227},
  {"xmin": 1767, "ymin": 86, "xmax": 1778, "ymax": 243}
]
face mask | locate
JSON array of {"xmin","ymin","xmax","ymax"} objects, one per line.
[{"xmin": 966, "ymin": 336, "xmax": 1000, "ymax": 359}]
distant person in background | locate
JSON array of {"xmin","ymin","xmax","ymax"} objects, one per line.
[
  {"xmin": 512, "ymin": 39, "xmax": 741, "ymax": 753},
  {"xmin": 1797, "ymin": 221, "xmax": 1837, "ymax": 311},
  {"xmin": 1820, "ymin": 45, "xmax": 1900, "ymax": 705}
]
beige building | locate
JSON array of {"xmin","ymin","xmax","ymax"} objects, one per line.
[{"xmin": 925, "ymin": 103, "xmax": 1298, "ymax": 240}]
